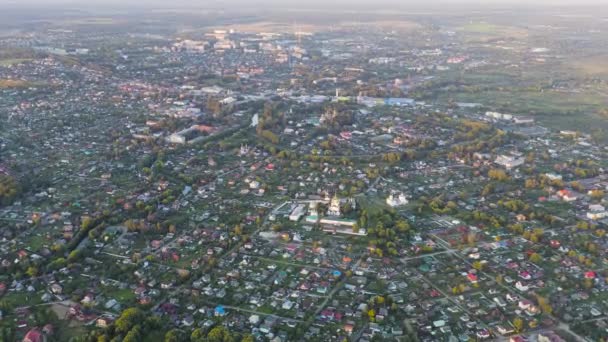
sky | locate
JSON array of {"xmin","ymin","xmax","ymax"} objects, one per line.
[{"xmin": 3, "ymin": 0, "xmax": 607, "ymax": 6}]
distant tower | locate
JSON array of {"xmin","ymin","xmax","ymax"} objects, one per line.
[
  {"xmin": 294, "ymin": 21, "xmax": 302, "ymax": 47},
  {"xmin": 327, "ymin": 194, "xmax": 341, "ymax": 217}
]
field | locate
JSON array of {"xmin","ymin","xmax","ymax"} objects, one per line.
[
  {"xmin": 427, "ymin": 61, "xmax": 608, "ymax": 132},
  {"xmin": 211, "ymin": 19, "xmax": 420, "ymax": 34},
  {"xmin": 458, "ymin": 22, "xmax": 528, "ymax": 40},
  {"xmin": 437, "ymin": 89, "xmax": 608, "ymax": 131},
  {"xmin": 461, "ymin": 22, "xmax": 502, "ymax": 33},
  {"xmin": 0, "ymin": 79, "xmax": 31, "ymax": 88},
  {"xmin": 571, "ymin": 55, "xmax": 608, "ymax": 76},
  {"xmin": 56, "ymin": 17, "xmax": 118, "ymax": 26},
  {"xmin": 0, "ymin": 58, "xmax": 32, "ymax": 66},
  {"xmin": 339, "ymin": 20, "xmax": 421, "ymax": 32}
]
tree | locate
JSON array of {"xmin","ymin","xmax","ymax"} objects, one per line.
[
  {"xmin": 577, "ymin": 221, "xmax": 590, "ymax": 230},
  {"xmin": 396, "ymin": 220, "xmax": 410, "ymax": 233},
  {"xmin": 590, "ymin": 189, "xmax": 605, "ymax": 200},
  {"xmin": 0, "ymin": 299, "xmax": 13, "ymax": 312},
  {"xmin": 536, "ymin": 296, "xmax": 553, "ymax": 314},
  {"xmin": 342, "ymin": 202, "xmax": 353, "ymax": 215},
  {"xmin": 164, "ymin": 329, "xmax": 182, "ymax": 342},
  {"xmin": 191, "ymin": 328, "xmax": 204, "ymax": 342},
  {"xmin": 0, "ymin": 175, "xmax": 20, "ymax": 205},
  {"xmin": 81, "ymin": 216, "xmax": 93, "ymax": 230},
  {"xmin": 67, "ymin": 249, "xmax": 82, "ymax": 263},
  {"xmin": 530, "ymin": 253, "xmax": 542, "ymax": 263},
  {"xmin": 367, "ymin": 309, "xmax": 376, "ymax": 321},
  {"xmin": 488, "ymin": 169, "xmax": 509, "ymax": 182},
  {"xmin": 241, "ymin": 335, "xmax": 255, "ymax": 342},
  {"xmin": 524, "ymin": 178, "xmax": 537, "ymax": 188},
  {"xmin": 259, "ymin": 130, "xmax": 279, "ymax": 144},
  {"xmin": 207, "ymin": 326, "xmax": 232, "ymax": 342},
  {"xmin": 513, "ymin": 317, "xmax": 524, "ymax": 332},
  {"xmin": 115, "ymin": 308, "xmax": 143, "ymax": 334},
  {"xmin": 48, "ymin": 257, "xmax": 66, "ymax": 271},
  {"xmin": 26, "ymin": 266, "xmax": 38, "ymax": 278},
  {"xmin": 123, "ymin": 325, "xmax": 141, "ymax": 342},
  {"xmin": 472, "ymin": 261, "xmax": 484, "ymax": 271},
  {"xmin": 144, "ymin": 316, "xmax": 162, "ymax": 330}
]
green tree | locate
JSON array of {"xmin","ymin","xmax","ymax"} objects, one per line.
[
  {"xmin": 207, "ymin": 326, "xmax": 232, "ymax": 342},
  {"xmin": 164, "ymin": 329, "xmax": 182, "ymax": 342},
  {"xmin": 81, "ymin": 216, "xmax": 93, "ymax": 230},
  {"xmin": 115, "ymin": 308, "xmax": 143, "ymax": 334},
  {"xmin": 26, "ymin": 266, "xmax": 38, "ymax": 278},
  {"xmin": 530, "ymin": 253, "xmax": 542, "ymax": 263},
  {"xmin": 241, "ymin": 335, "xmax": 255, "ymax": 342},
  {"xmin": 396, "ymin": 220, "xmax": 410, "ymax": 233},
  {"xmin": 513, "ymin": 317, "xmax": 523, "ymax": 332},
  {"xmin": 123, "ymin": 325, "xmax": 141, "ymax": 342},
  {"xmin": 0, "ymin": 175, "xmax": 20, "ymax": 205},
  {"xmin": 191, "ymin": 328, "xmax": 204, "ymax": 342}
]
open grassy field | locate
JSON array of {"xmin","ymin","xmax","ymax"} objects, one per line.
[
  {"xmin": 0, "ymin": 58, "xmax": 32, "ymax": 66},
  {"xmin": 461, "ymin": 22, "xmax": 502, "ymax": 33},
  {"xmin": 437, "ymin": 89, "xmax": 608, "ymax": 131},
  {"xmin": 427, "ymin": 60, "xmax": 608, "ymax": 132}
]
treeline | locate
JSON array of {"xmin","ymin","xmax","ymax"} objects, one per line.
[{"xmin": 75, "ymin": 307, "xmax": 255, "ymax": 342}]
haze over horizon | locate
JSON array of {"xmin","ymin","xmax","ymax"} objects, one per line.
[{"xmin": 2, "ymin": 0, "xmax": 607, "ymax": 8}]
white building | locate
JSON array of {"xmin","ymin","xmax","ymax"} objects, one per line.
[
  {"xmin": 513, "ymin": 116, "xmax": 534, "ymax": 124},
  {"xmin": 289, "ymin": 205, "xmax": 306, "ymax": 222},
  {"xmin": 220, "ymin": 96, "xmax": 237, "ymax": 105},
  {"xmin": 495, "ymin": 155, "xmax": 525, "ymax": 169},
  {"xmin": 386, "ymin": 193, "xmax": 408, "ymax": 207},
  {"xmin": 486, "ymin": 111, "xmax": 513, "ymax": 121},
  {"xmin": 166, "ymin": 133, "xmax": 186, "ymax": 144},
  {"xmin": 249, "ymin": 180, "xmax": 260, "ymax": 189},
  {"xmin": 545, "ymin": 173, "xmax": 562, "ymax": 181},
  {"xmin": 587, "ymin": 204, "xmax": 607, "ymax": 220}
]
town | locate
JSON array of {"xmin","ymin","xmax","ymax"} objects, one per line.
[{"xmin": 1, "ymin": 1, "xmax": 608, "ymax": 342}]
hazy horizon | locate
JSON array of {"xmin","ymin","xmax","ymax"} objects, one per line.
[{"xmin": 2, "ymin": 0, "xmax": 608, "ymax": 8}]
